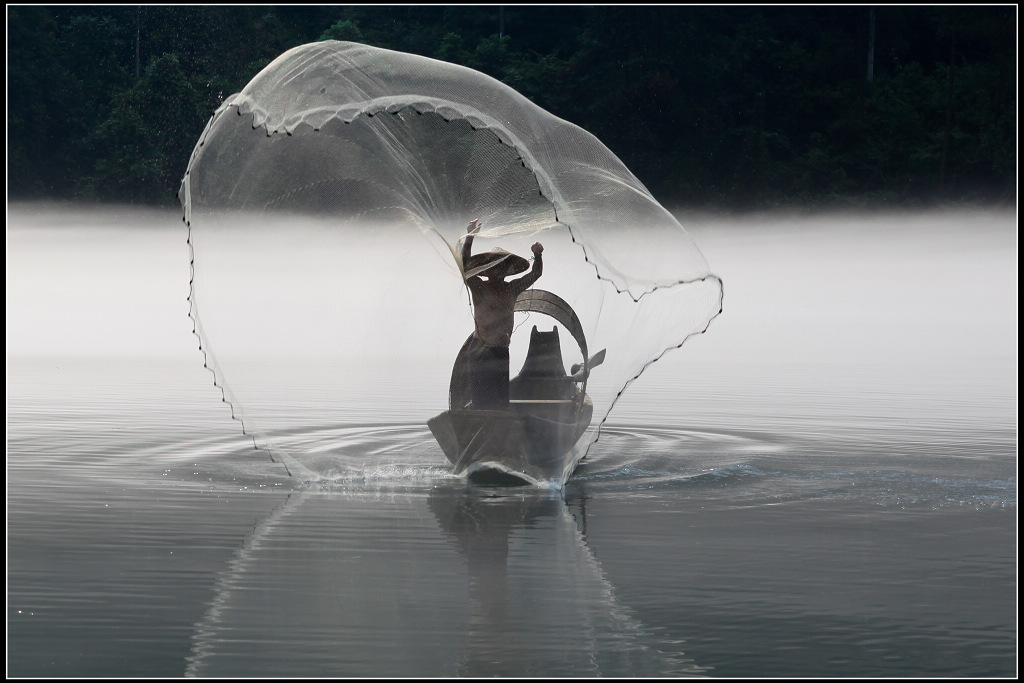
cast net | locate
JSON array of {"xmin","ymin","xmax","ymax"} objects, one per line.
[{"xmin": 180, "ymin": 40, "xmax": 722, "ymax": 486}]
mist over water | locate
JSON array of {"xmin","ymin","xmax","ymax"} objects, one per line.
[{"xmin": 7, "ymin": 202, "xmax": 1016, "ymax": 677}]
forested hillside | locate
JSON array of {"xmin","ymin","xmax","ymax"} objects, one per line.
[{"xmin": 8, "ymin": 5, "xmax": 1015, "ymax": 209}]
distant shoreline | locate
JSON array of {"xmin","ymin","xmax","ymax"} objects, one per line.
[{"xmin": 8, "ymin": 196, "xmax": 1016, "ymax": 221}]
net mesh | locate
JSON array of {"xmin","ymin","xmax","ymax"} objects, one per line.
[{"xmin": 180, "ymin": 40, "xmax": 723, "ymax": 486}]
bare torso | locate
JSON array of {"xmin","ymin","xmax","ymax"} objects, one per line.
[
  {"xmin": 467, "ymin": 277, "xmax": 522, "ymax": 346},
  {"xmin": 461, "ymin": 221, "xmax": 543, "ymax": 347}
]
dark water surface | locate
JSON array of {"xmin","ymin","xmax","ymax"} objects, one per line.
[{"xmin": 7, "ymin": 204, "xmax": 1017, "ymax": 677}]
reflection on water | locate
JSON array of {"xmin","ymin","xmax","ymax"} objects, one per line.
[
  {"xmin": 6, "ymin": 204, "xmax": 1017, "ymax": 677},
  {"xmin": 8, "ymin": 365, "xmax": 1014, "ymax": 677},
  {"xmin": 184, "ymin": 488, "xmax": 704, "ymax": 678}
]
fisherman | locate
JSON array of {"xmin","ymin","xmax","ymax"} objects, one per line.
[{"xmin": 461, "ymin": 219, "xmax": 543, "ymax": 409}]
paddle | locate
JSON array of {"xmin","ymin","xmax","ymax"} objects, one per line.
[{"xmin": 570, "ymin": 348, "xmax": 606, "ymax": 381}]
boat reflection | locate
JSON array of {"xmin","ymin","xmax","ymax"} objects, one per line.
[{"xmin": 429, "ymin": 485, "xmax": 706, "ymax": 676}]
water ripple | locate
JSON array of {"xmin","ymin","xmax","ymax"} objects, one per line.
[{"xmin": 9, "ymin": 407, "xmax": 1015, "ymax": 511}]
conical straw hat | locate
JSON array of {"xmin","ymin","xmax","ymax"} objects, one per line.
[{"xmin": 465, "ymin": 248, "xmax": 530, "ymax": 279}]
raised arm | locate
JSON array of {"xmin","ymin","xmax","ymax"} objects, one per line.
[
  {"xmin": 462, "ymin": 219, "xmax": 480, "ymax": 276},
  {"xmin": 515, "ymin": 242, "xmax": 544, "ymax": 293}
]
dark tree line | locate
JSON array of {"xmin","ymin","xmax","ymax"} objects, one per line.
[{"xmin": 7, "ymin": 5, "xmax": 1016, "ymax": 209}]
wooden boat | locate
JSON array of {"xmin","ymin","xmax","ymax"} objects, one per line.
[{"xmin": 428, "ymin": 289, "xmax": 605, "ymax": 486}]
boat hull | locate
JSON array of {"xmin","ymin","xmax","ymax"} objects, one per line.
[{"xmin": 428, "ymin": 398, "xmax": 593, "ymax": 485}]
